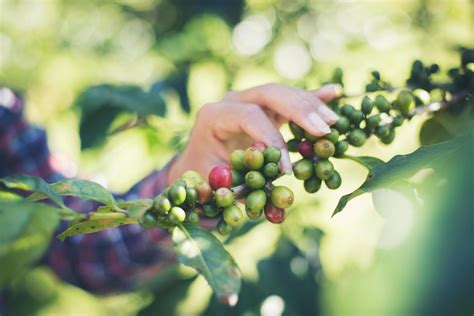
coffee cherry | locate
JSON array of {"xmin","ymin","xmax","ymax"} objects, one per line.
[
  {"xmin": 141, "ymin": 212, "xmax": 158, "ymax": 228},
  {"xmin": 366, "ymin": 83, "xmax": 378, "ymax": 92},
  {"xmin": 334, "ymin": 140, "xmax": 349, "ymax": 157},
  {"xmin": 375, "ymin": 125, "xmax": 390, "ymax": 138},
  {"xmin": 169, "ymin": 183, "xmax": 187, "ymax": 206},
  {"xmin": 169, "ymin": 207, "xmax": 186, "ymax": 224},
  {"xmin": 246, "ymin": 208, "xmax": 263, "ymax": 220},
  {"xmin": 334, "ymin": 117, "xmax": 351, "ymax": 134},
  {"xmin": 187, "ymin": 211, "xmax": 200, "ymax": 224},
  {"xmin": 245, "ymin": 189, "xmax": 267, "ymax": 214},
  {"xmin": 264, "ymin": 202, "xmax": 285, "ymax": 224},
  {"xmin": 374, "ymin": 95, "xmax": 391, "ymax": 112},
  {"xmin": 153, "ymin": 195, "xmax": 171, "ymax": 215},
  {"xmin": 381, "ymin": 129, "xmax": 396, "ymax": 144},
  {"xmin": 209, "ymin": 165, "xmax": 232, "ymax": 190},
  {"xmin": 245, "ymin": 170, "xmax": 266, "ymax": 189},
  {"xmin": 243, "ymin": 147, "xmax": 264, "ymax": 170},
  {"xmin": 203, "ymin": 203, "xmax": 221, "ymax": 217},
  {"xmin": 348, "ymin": 129, "xmax": 367, "ymax": 147},
  {"xmin": 298, "ymin": 140, "xmax": 314, "ymax": 159},
  {"xmin": 304, "ymin": 176, "xmax": 322, "ymax": 193},
  {"xmin": 366, "ymin": 114, "xmax": 381, "ymax": 131},
  {"xmin": 293, "ymin": 159, "xmax": 314, "ymax": 180},
  {"xmin": 217, "ymin": 218, "xmax": 232, "ymax": 235},
  {"xmin": 314, "ymin": 139, "xmax": 336, "ymax": 159},
  {"xmin": 314, "ymin": 160, "xmax": 334, "ymax": 180},
  {"xmin": 324, "ymin": 128, "xmax": 339, "ymax": 144},
  {"xmin": 392, "ymin": 115, "xmax": 404, "ymax": 127},
  {"xmin": 185, "ymin": 187, "xmax": 198, "ymax": 205},
  {"xmin": 223, "ymin": 204, "xmax": 244, "ymax": 227},
  {"xmin": 231, "ymin": 169, "xmax": 245, "ymax": 186},
  {"xmin": 215, "ymin": 188, "xmax": 235, "ymax": 208},
  {"xmin": 263, "ymin": 146, "xmax": 281, "ymax": 163},
  {"xmin": 348, "ymin": 110, "xmax": 364, "ymax": 125},
  {"xmin": 325, "ymin": 171, "xmax": 342, "ymax": 189},
  {"xmin": 230, "ymin": 150, "xmax": 246, "ymax": 171},
  {"xmin": 304, "ymin": 130, "xmax": 320, "ymax": 142},
  {"xmin": 395, "ymin": 90, "xmax": 414, "ymax": 114},
  {"xmin": 287, "ymin": 139, "xmax": 300, "ymax": 152},
  {"xmin": 182, "ymin": 170, "xmax": 205, "ymax": 187},
  {"xmin": 289, "ymin": 121, "xmax": 305, "ymax": 140},
  {"xmin": 270, "ymin": 186, "xmax": 294, "ymax": 209},
  {"xmin": 195, "ymin": 181, "xmax": 213, "ymax": 204},
  {"xmin": 361, "ymin": 96, "xmax": 373, "ymax": 114},
  {"xmin": 341, "ymin": 104, "xmax": 355, "ymax": 117},
  {"xmin": 263, "ymin": 163, "xmax": 279, "ymax": 178}
]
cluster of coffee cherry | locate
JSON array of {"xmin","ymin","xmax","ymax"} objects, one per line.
[{"xmin": 140, "ymin": 144, "xmax": 294, "ymax": 235}]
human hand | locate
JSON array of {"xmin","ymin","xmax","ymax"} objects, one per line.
[{"xmin": 167, "ymin": 83, "xmax": 341, "ymax": 185}]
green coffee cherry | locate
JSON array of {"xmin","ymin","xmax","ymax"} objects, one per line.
[
  {"xmin": 270, "ymin": 186, "xmax": 294, "ymax": 209},
  {"xmin": 304, "ymin": 130, "xmax": 320, "ymax": 142},
  {"xmin": 334, "ymin": 117, "xmax": 351, "ymax": 134},
  {"xmin": 169, "ymin": 207, "xmax": 186, "ymax": 224},
  {"xmin": 203, "ymin": 203, "xmax": 221, "ymax": 217},
  {"xmin": 341, "ymin": 104, "xmax": 355, "ymax": 117},
  {"xmin": 215, "ymin": 188, "xmax": 235, "ymax": 208},
  {"xmin": 287, "ymin": 139, "xmax": 300, "ymax": 152},
  {"xmin": 314, "ymin": 160, "xmax": 334, "ymax": 180},
  {"xmin": 375, "ymin": 125, "xmax": 390, "ymax": 138},
  {"xmin": 245, "ymin": 189, "xmax": 267, "ymax": 214},
  {"xmin": 217, "ymin": 218, "xmax": 232, "ymax": 235},
  {"xmin": 169, "ymin": 184, "xmax": 187, "ymax": 206},
  {"xmin": 361, "ymin": 96, "xmax": 373, "ymax": 114},
  {"xmin": 348, "ymin": 129, "xmax": 367, "ymax": 147},
  {"xmin": 293, "ymin": 159, "xmax": 314, "ymax": 180},
  {"xmin": 245, "ymin": 170, "xmax": 266, "ymax": 189},
  {"xmin": 231, "ymin": 169, "xmax": 245, "ymax": 186},
  {"xmin": 348, "ymin": 110, "xmax": 364, "ymax": 125},
  {"xmin": 223, "ymin": 204, "xmax": 244, "ymax": 227},
  {"xmin": 324, "ymin": 128, "xmax": 339, "ymax": 144},
  {"xmin": 243, "ymin": 147, "xmax": 264, "ymax": 170},
  {"xmin": 246, "ymin": 208, "xmax": 262, "ymax": 220},
  {"xmin": 263, "ymin": 163, "xmax": 279, "ymax": 178},
  {"xmin": 392, "ymin": 115, "xmax": 404, "ymax": 127},
  {"xmin": 314, "ymin": 139, "xmax": 336, "ymax": 159},
  {"xmin": 325, "ymin": 171, "xmax": 342, "ymax": 189},
  {"xmin": 304, "ymin": 176, "xmax": 322, "ymax": 193},
  {"xmin": 366, "ymin": 114, "xmax": 381, "ymax": 131},
  {"xmin": 187, "ymin": 211, "xmax": 200, "ymax": 224},
  {"xmin": 381, "ymin": 129, "xmax": 396, "ymax": 144},
  {"xmin": 230, "ymin": 149, "xmax": 246, "ymax": 171},
  {"xmin": 141, "ymin": 212, "xmax": 158, "ymax": 229},
  {"xmin": 185, "ymin": 187, "xmax": 198, "ymax": 205},
  {"xmin": 395, "ymin": 90, "xmax": 414, "ymax": 114},
  {"xmin": 366, "ymin": 83, "xmax": 378, "ymax": 92},
  {"xmin": 182, "ymin": 170, "xmax": 205, "ymax": 187},
  {"xmin": 334, "ymin": 140, "xmax": 349, "ymax": 157},
  {"xmin": 153, "ymin": 195, "xmax": 171, "ymax": 215},
  {"xmin": 289, "ymin": 121, "xmax": 305, "ymax": 140},
  {"xmin": 263, "ymin": 146, "xmax": 281, "ymax": 163},
  {"xmin": 374, "ymin": 95, "xmax": 391, "ymax": 112}
]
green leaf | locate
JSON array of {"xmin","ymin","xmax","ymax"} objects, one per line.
[
  {"xmin": 172, "ymin": 224, "xmax": 241, "ymax": 305},
  {"xmin": 342, "ymin": 155, "xmax": 385, "ymax": 170},
  {"xmin": 57, "ymin": 214, "xmax": 138, "ymax": 241},
  {"xmin": 0, "ymin": 174, "xmax": 66, "ymax": 209},
  {"xmin": 332, "ymin": 134, "xmax": 470, "ymax": 217},
  {"xmin": 0, "ymin": 199, "xmax": 61, "ymax": 286},
  {"xmin": 30, "ymin": 179, "xmax": 123, "ymax": 212},
  {"xmin": 119, "ymin": 199, "xmax": 154, "ymax": 218}
]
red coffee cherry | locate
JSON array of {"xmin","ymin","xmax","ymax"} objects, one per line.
[
  {"xmin": 298, "ymin": 140, "xmax": 314, "ymax": 159},
  {"xmin": 208, "ymin": 165, "xmax": 232, "ymax": 190},
  {"xmin": 264, "ymin": 202, "xmax": 285, "ymax": 224}
]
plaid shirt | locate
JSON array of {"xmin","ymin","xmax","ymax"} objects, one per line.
[{"xmin": 0, "ymin": 87, "xmax": 176, "ymax": 295}]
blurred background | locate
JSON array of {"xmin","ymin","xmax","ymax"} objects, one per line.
[{"xmin": 0, "ymin": 0, "xmax": 472, "ymax": 315}]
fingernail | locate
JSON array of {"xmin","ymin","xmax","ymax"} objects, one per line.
[
  {"xmin": 319, "ymin": 106, "xmax": 339, "ymax": 121},
  {"xmin": 332, "ymin": 84, "xmax": 343, "ymax": 98},
  {"xmin": 280, "ymin": 148, "xmax": 292, "ymax": 175},
  {"xmin": 309, "ymin": 112, "xmax": 331, "ymax": 134}
]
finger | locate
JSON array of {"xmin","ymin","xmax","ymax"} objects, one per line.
[
  {"xmin": 230, "ymin": 84, "xmax": 332, "ymax": 136},
  {"xmin": 205, "ymin": 102, "xmax": 292, "ymax": 174},
  {"xmin": 311, "ymin": 84, "xmax": 342, "ymax": 102}
]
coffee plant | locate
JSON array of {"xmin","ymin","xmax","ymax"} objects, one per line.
[{"xmin": 1, "ymin": 48, "xmax": 472, "ymax": 305}]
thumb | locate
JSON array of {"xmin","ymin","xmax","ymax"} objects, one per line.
[{"xmin": 310, "ymin": 84, "xmax": 343, "ymax": 102}]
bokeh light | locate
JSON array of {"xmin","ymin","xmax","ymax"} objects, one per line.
[{"xmin": 273, "ymin": 41, "xmax": 311, "ymax": 79}]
